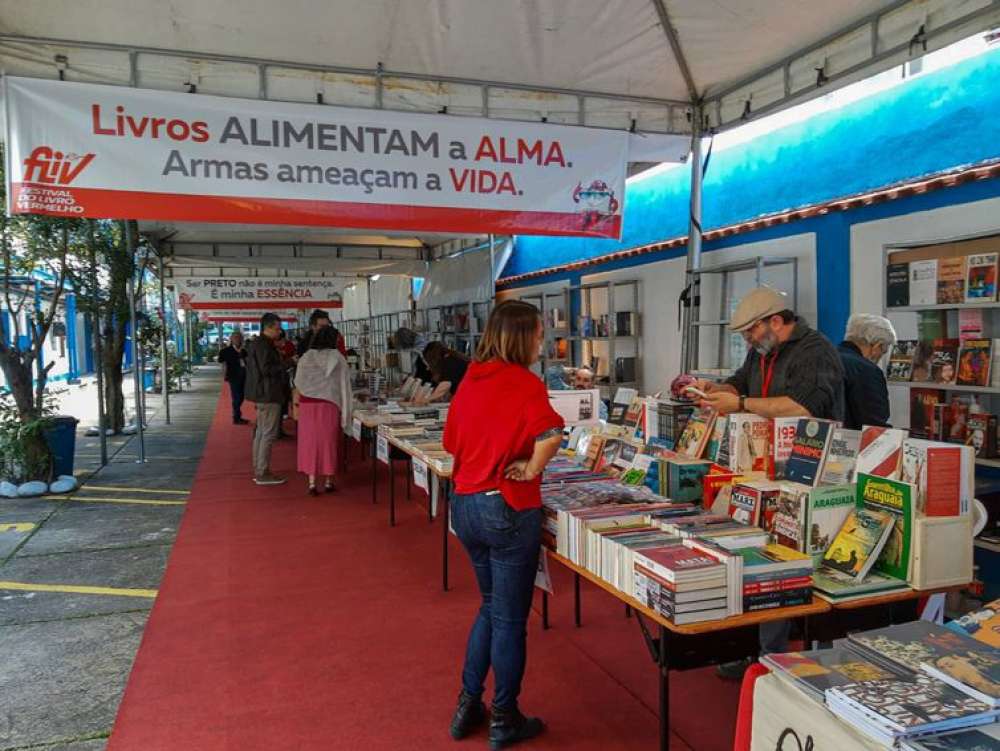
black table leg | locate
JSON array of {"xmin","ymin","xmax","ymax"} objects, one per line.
[
  {"xmin": 659, "ymin": 625, "xmax": 670, "ymax": 751},
  {"xmin": 442, "ymin": 479, "xmax": 450, "ymax": 592},
  {"xmin": 625, "ymin": 604, "xmax": 633, "ymax": 619},
  {"xmin": 389, "ymin": 456, "xmax": 396, "ymax": 527},
  {"xmin": 542, "ymin": 591, "xmax": 550, "ymax": 630},
  {"xmin": 370, "ymin": 433, "xmax": 377, "ymax": 505},
  {"xmin": 574, "ymin": 573, "xmax": 582, "ymax": 628},
  {"xmin": 636, "ymin": 612, "xmax": 671, "ymax": 751},
  {"xmin": 407, "ymin": 460, "xmax": 412, "ymax": 500}
]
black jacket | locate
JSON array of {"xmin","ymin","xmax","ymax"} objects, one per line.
[
  {"xmin": 245, "ymin": 337, "xmax": 289, "ymax": 404},
  {"xmin": 837, "ymin": 341, "xmax": 890, "ymax": 430},
  {"xmin": 725, "ymin": 320, "xmax": 845, "ymax": 422}
]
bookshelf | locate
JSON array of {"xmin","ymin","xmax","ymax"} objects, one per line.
[
  {"xmin": 881, "ymin": 231, "xmax": 1000, "ymax": 475},
  {"xmin": 568, "ymin": 279, "xmax": 642, "ymax": 397},
  {"xmin": 415, "ymin": 300, "xmax": 492, "ymax": 357},
  {"xmin": 683, "ymin": 255, "xmax": 799, "ymax": 378}
]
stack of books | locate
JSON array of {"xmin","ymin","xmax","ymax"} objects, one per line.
[
  {"xmin": 633, "ymin": 542, "xmax": 730, "ymax": 625},
  {"xmin": 736, "ymin": 543, "xmax": 814, "ymax": 612},
  {"xmin": 822, "ymin": 621, "xmax": 1000, "ymax": 746},
  {"xmin": 656, "ymin": 511, "xmax": 770, "ymax": 550}
]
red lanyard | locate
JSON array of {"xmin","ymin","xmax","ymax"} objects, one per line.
[{"xmin": 759, "ymin": 353, "xmax": 777, "ymax": 398}]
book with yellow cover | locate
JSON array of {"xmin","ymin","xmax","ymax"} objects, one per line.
[{"xmin": 820, "ymin": 506, "xmax": 895, "ymax": 581}]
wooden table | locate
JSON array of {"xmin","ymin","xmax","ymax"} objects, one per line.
[
  {"xmin": 383, "ymin": 431, "xmax": 454, "ymax": 591},
  {"xmin": 546, "ymin": 550, "xmax": 830, "ymax": 751},
  {"xmin": 806, "ymin": 583, "xmax": 967, "ymax": 643}
]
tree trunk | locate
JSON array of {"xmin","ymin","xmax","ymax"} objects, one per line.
[
  {"xmin": 101, "ymin": 325, "xmax": 127, "ymax": 433},
  {"xmin": 0, "ymin": 350, "xmax": 38, "ymax": 421}
]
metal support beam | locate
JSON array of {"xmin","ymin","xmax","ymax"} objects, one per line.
[
  {"xmin": 157, "ymin": 248, "xmax": 171, "ymax": 425},
  {"xmin": 650, "ymin": 0, "xmax": 699, "ymax": 103},
  {"xmin": 87, "ymin": 220, "xmax": 108, "ymax": 467},
  {"xmin": 0, "ymin": 33, "xmax": 686, "ymax": 109},
  {"xmin": 124, "ymin": 222, "xmax": 146, "ymax": 463},
  {"xmin": 488, "ymin": 233, "xmax": 496, "ymax": 300},
  {"xmin": 679, "ymin": 112, "xmax": 704, "ymax": 373}
]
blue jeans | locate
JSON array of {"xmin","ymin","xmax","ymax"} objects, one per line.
[{"xmin": 451, "ymin": 491, "xmax": 542, "ymax": 711}]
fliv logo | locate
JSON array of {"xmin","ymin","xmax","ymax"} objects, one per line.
[{"xmin": 22, "ymin": 146, "xmax": 96, "ymax": 185}]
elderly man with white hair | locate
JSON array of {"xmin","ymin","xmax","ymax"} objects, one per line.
[{"xmin": 838, "ymin": 313, "xmax": 897, "ymax": 430}]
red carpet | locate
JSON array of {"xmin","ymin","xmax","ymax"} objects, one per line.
[{"xmin": 107, "ymin": 389, "xmax": 740, "ymax": 750}]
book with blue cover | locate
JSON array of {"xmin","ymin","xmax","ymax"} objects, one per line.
[{"xmin": 784, "ymin": 418, "xmax": 836, "ymax": 487}]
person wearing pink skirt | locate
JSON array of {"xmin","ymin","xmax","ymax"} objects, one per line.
[{"xmin": 293, "ymin": 327, "xmax": 353, "ymax": 495}]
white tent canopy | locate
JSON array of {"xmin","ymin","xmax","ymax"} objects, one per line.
[{"xmin": 3, "ymin": 0, "xmax": 999, "ymax": 283}]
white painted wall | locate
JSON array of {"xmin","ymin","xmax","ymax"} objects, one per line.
[
  {"xmin": 850, "ymin": 195, "xmax": 1000, "ymax": 427},
  {"xmin": 581, "ymin": 233, "xmax": 817, "ymax": 395}
]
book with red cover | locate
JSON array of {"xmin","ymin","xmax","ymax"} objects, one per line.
[
  {"xmin": 636, "ymin": 545, "xmax": 724, "ymax": 582},
  {"xmin": 929, "ymin": 338, "xmax": 960, "ymax": 385},
  {"xmin": 909, "ymin": 388, "xmax": 944, "ymax": 439},
  {"xmin": 854, "ymin": 426, "xmax": 907, "ymax": 480},
  {"xmin": 956, "ymin": 338, "xmax": 993, "ymax": 387},
  {"xmin": 728, "ymin": 483, "xmax": 763, "ymax": 526}
]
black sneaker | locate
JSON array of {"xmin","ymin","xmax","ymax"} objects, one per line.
[
  {"xmin": 715, "ymin": 657, "xmax": 752, "ymax": 681},
  {"xmin": 449, "ymin": 690, "xmax": 486, "ymax": 740},
  {"xmin": 488, "ymin": 705, "xmax": 544, "ymax": 749}
]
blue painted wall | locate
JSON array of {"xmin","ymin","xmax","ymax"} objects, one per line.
[{"xmin": 506, "ymin": 46, "xmax": 1000, "ymax": 280}]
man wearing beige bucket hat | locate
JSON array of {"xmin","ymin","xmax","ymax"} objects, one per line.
[
  {"xmin": 690, "ymin": 286, "xmax": 844, "ymax": 680},
  {"xmin": 692, "ymin": 286, "xmax": 844, "ymax": 423}
]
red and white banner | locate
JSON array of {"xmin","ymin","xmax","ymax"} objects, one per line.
[
  {"xmin": 1, "ymin": 76, "xmax": 668, "ymax": 238},
  {"xmin": 175, "ymin": 277, "xmax": 343, "ymax": 310}
]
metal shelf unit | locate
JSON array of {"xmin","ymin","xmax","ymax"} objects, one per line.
[
  {"xmin": 683, "ymin": 255, "xmax": 799, "ymax": 376},
  {"xmin": 569, "ymin": 279, "xmax": 642, "ymax": 398},
  {"xmin": 882, "ymin": 231, "xmax": 1000, "ymax": 474}
]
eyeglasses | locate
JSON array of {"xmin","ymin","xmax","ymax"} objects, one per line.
[{"xmin": 741, "ymin": 319, "xmax": 767, "ymax": 343}]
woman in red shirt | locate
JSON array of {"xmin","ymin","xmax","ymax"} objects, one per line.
[{"xmin": 443, "ymin": 300, "xmax": 564, "ymax": 748}]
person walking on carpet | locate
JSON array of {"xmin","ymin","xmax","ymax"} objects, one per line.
[
  {"xmin": 217, "ymin": 329, "xmax": 248, "ymax": 425},
  {"xmin": 443, "ymin": 300, "xmax": 565, "ymax": 749},
  {"xmin": 293, "ymin": 326, "xmax": 352, "ymax": 495},
  {"xmin": 245, "ymin": 313, "xmax": 291, "ymax": 486}
]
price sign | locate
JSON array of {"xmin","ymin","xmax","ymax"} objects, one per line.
[
  {"xmin": 412, "ymin": 458, "xmax": 429, "ymax": 492},
  {"xmin": 376, "ymin": 434, "xmax": 389, "ymax": 464},
  {"xmin": 534, "ymin": 549, "xmax": 553, "ymax": 593},
  {"xmin": 351, "ymin": 418, "xmax": 362, "ymax": 441}
]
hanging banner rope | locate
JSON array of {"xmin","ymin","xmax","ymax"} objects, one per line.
[{"xmin": 0, "ymin": 76, "xmax": 690, "ymax": 239}]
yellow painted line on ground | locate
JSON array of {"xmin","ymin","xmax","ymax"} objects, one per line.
[
  {"xmin": 41, "ymin": 495, "xmax": 186, "ymax": 507},
  {"xmin": 0, "ymin": 581, "xmax": 158, "ymax": 598},
  {"xmin": 0, "ymin": 523, "xmax": 36, "ymax": 533},
  {"xmin": 83, "ymin": 485, "xmax": 189, "ymax": 495}
]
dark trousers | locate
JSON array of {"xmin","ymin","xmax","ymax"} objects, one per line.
[
  {"xmin": 228, "ymin": 376, "xmax": 245, "ymax": 422},
  {"xmin": 451, "ymin": 491, "xmax": 542, "ymax": 711}
]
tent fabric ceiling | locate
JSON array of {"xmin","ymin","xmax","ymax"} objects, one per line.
[
  {"xmin": 4, "ymin": 0, "xmax": 1000, "ymax": 267},
  {"xmin": 4, "ymin": 0, "xmax": 980, "ymax": 111}
]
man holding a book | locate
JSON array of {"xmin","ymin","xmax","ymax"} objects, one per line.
[
  {"xmin": 693, "ymin": 287, "xmax": 845, "ymax": 424},
  {"xmin": 692, "ymin": 287, "xmax": 845, "ymax": 678}
]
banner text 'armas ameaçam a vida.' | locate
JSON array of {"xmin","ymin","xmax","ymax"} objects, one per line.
[{"xmin": 4, "ymin": 76, "xmax": 635, "ymax": 238}]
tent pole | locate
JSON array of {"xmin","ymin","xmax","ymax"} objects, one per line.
[
  {"xmin": 125, "ymin": 222, "xmax": 146, "ymax": 463},
  {"xmin": 680, "ymin": 109, "xmax": 704, "ymax": 373},
  {"xmin": 157, "ymin": 249, "xmax": 171, "ymax": 425},
  {"xmin": 488, "ymin": 233, "xmax": 496, "ymax": 300},
  {"xmin": 88, "ymin": 220, "xmax": 108, "ymax": 467}
]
